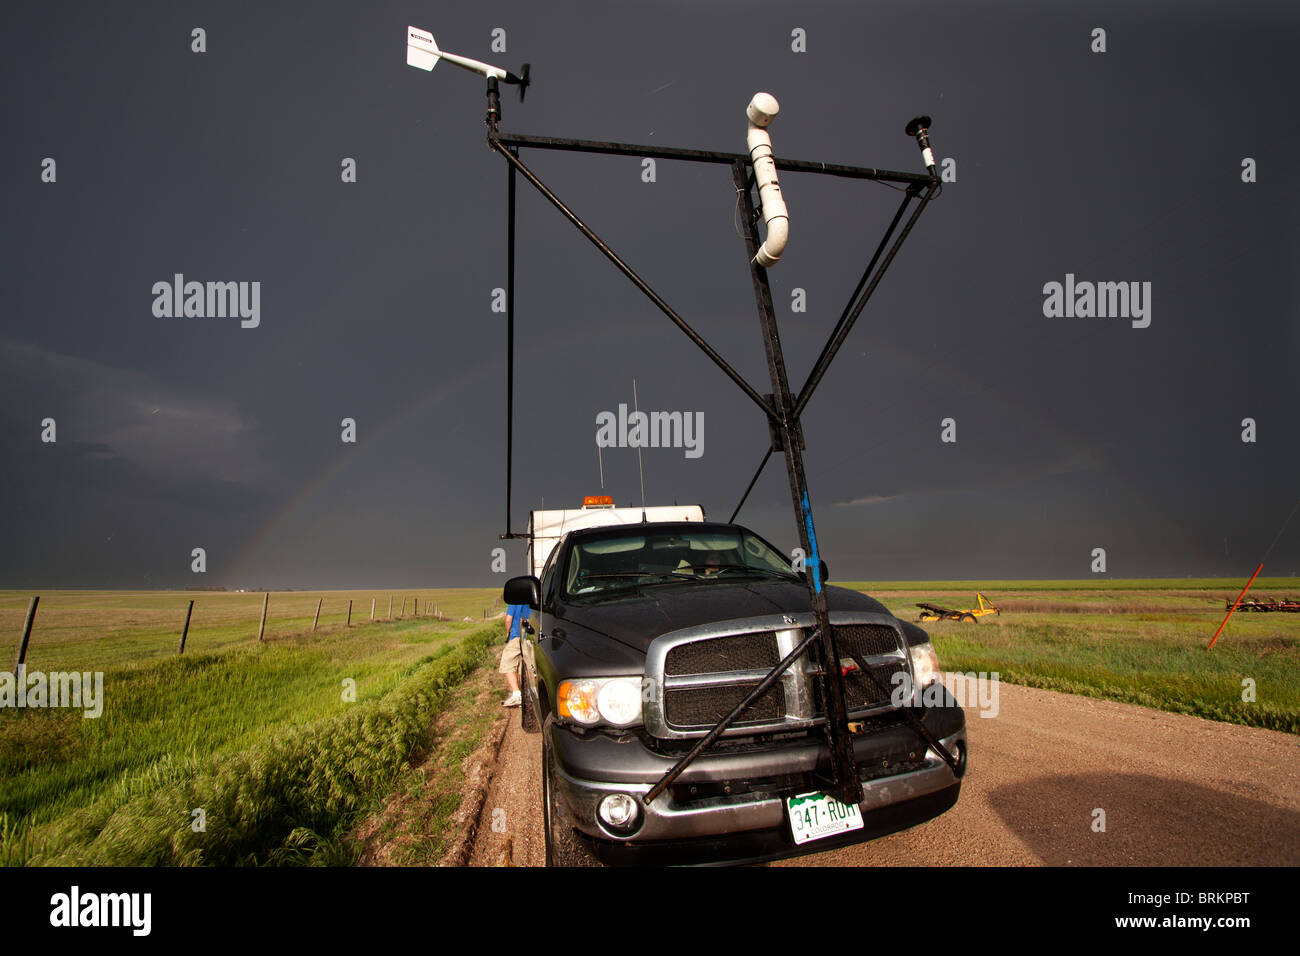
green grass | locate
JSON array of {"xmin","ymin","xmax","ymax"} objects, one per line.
[
  {"xmin": 352, "ymin": 660, "xmax": 505, "ymax": 866},
  {"xmin": 0, "ymin": 588, "xmax": 504, "ymax": 865},
  {"xmin": 843, "ymin": 580, "xmax": 1300, "ymax": 733},
  {"xmin": 840, "ymin": 577, "xmax": 1300, "ymax": 592}
]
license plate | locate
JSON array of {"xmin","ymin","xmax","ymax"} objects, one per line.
[{"xmin": 785, "ymin": 790, "xmax": 864, "ymax": 845}]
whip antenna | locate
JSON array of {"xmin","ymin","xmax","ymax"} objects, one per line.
[{"xmin": 633, "ymin": 379, "xmax": 647, "ymax": 520}]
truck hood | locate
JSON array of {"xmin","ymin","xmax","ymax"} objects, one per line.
[{"xmin": 558, "ymin": 580, "xmax": 890, "ymax": 656}]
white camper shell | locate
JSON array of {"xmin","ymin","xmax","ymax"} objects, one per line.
[{"xmin": 527, "ymin": 502, "xmax": 705, "ymax": 578}]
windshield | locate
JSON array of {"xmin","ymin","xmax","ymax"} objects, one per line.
[{"xmin": 563, "ymin": 527, "xmax": 799, "ymax": 599}]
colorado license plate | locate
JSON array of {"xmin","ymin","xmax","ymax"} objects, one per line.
[{"xmin": 785, "ymin": 790, "xmax": 864, "ymax": 845}]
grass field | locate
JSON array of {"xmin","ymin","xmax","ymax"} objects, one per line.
[
  {"xmin": 1, "ymin": 577, "xmax": 1295, "ymax": 865},
  {"xmin": 842, "ymin": 579, "xmax": 1300, "ymax": 733},
  {"xmin": 0, "ymin": 589, "xmax": 505, "ymax": 865},
  {"xmin": 0, "ymin": 588, "xmax": 503, "ymax": 674}
]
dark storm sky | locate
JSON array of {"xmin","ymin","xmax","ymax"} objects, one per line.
[{"xmin": 2, "ymin": 0, "xmax": 1297, "ymax": 588}]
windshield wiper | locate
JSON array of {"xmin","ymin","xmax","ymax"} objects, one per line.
[
  {"xmin": 677, "ymin": 564, "xmax": 797, "ymax": 579},
  {"xmin": 578, "ymin": 571, "xmax": 679, "ymax": 581},
  {"xmin": 572, "ymin": 571, "xmax": 684, "ymax": 595}
]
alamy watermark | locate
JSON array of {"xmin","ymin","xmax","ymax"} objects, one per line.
[
  {"xmin": 0, "ymin": 665, "xmax": 104, "ymax": 718},
  {"xmin": 50, "ymin": 886, "xmax": 150, "ymax": 936},
  {"xmin": 595, "ymin": 403, "xmax": 704, "ymax": 459},
  {"xmin": 152, "ymin": 274, "xmax": 260, "ymax": 328},
  {"xmin": 1042, "ymin": 273, "xmax": 1151, "ymax": 328},
  {"xmin": 891, "ymin": 670, "xmax": 1000, "ymax": 718}
]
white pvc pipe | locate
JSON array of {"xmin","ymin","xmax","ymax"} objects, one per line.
[{"xmin": 746, "ymin": 93, "xmax": 788, "ymax": 268}]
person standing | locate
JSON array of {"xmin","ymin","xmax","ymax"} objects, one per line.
[{"xmin": 500, "ymin": 601, "xmax": 530, "ymax": 706}]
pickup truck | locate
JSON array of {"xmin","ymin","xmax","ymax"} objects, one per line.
[{"xmin": 503, "ymin": 519, "xmax": 967, "ymax": 866}]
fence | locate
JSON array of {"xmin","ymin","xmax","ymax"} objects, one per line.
[{"xmin": 3, "ymin": 590, "xmax": 507, "ymax": 673}]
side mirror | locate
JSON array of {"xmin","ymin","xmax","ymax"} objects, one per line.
[
  {"xmin": 820, "ymin": 560, "xmax": 829, "ymax": 582},
  {"xmin": 504, "ymin": 575, "xmax": 540, "ymax": 609}
]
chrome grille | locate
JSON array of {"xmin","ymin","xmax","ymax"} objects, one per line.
[
  {"xmin": 834, "ymin": 623, "xmax": 909, "ymax": 709},
  {"xmin": 645, "ymin": 614, "xmax": 911, "ymax": 740},
  {"xmin": 842, "ymin": 658, "xmax": 910, "ymax": 709},
  {"xmin": 834, "ymin": 624, "xmax": 900, "ymax": 658},
  {"xmin": 665, "ymin": 631, "xmax": 780, "ymax": 675},
  {"xmin": 664, "ymin": 681, "xmax": 784, "ymax": 728}
]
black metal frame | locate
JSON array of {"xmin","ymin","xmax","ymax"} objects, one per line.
[{"xmin": 483, "ymin": 79, "xmax": 940, "ymax": 807}]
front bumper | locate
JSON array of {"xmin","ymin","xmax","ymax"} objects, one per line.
[{"xmin": 551, "ymin": 701, "xmax": 966, "ymax": 865}]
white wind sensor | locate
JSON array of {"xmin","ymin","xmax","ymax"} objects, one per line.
[{"xmin": 746, "ymin": 93, "xmax": 788, "ymax": 268}]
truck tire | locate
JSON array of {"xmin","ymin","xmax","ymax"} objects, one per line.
[
  {"xmin": 520, "ymin": 662, "xmax": 540, "ymax": 734},
  {"xmin": 542, "ymin": 721, "xmax": 601, "ymax": 867}
]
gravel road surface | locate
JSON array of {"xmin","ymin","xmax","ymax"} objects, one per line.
[{"xmin": 469, "ymin": 668, "xmax": 1299, "ymax": 867}]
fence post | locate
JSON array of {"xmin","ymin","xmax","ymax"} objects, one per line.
[
  {"xmin": 388, "ymin": 594, "xmax": 393, "ymax": 618},
  {"xmin": 347, "ymin": 600, "xmax": 352, "ymax": 627},
  {"xmin": 178, "ymin": 599, "xmax": 195, "ymax": 655},
  {"xmin": 312, "ymin": 598, "xmax": 323, "ymax": 632},
  {"xmin": 370, "ymin": 598, "xmax": 376, "ymax": 621},
  {"xmin": 414, "ymin": 597, "xmax": 419, "ymax": 617},
  {"xmin": 401, "ymin": 597, "xmax": 406, "ymax": 616},
  {"xmin": 13, "ymin": 596, "xmax": 39, "ymax": 671},
  {"xmin": 258, "ymin": 592, "xmax": 269, "ymax": 641}
]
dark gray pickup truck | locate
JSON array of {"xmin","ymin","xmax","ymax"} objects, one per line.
[{"xmin": 503, "ymin": 520, "xmax": 967, "ymax": 866}]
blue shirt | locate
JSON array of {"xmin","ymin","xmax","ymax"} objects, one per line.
[{"xmin": 506, "ymin": 604, "xmax": 530, "ymax": 640}]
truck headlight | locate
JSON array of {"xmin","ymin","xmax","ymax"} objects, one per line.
[
  {"xmin": 909, "ymin": 641, "xmax": 941, "ymax": 690},
  {"xmin": 558, "ymin": 677, "xmax": 643, "ymax": 727},
  {"xmin": 596, "ymin": 678, "xmax": 642, "ymax": 725}
]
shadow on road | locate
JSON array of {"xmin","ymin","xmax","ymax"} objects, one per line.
[{"xmin": 987, "ymin": 772, "xmax": 1300, "ymax": 865}]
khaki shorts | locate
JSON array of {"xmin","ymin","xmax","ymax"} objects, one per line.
[{"xmin": 499, "ymin": 636, "xmax": 523, "ymax": 673}]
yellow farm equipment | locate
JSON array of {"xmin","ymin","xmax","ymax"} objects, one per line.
[{"xmin": 917, "ymin": 592, "xmax": 1000, "ymax": 623}]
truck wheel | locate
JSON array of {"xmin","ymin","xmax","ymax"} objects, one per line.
[
  {"xmin": 542, "ymin": 722, "xmax": 600, "ymax": 867},
  {"xmin": 519, "ymin": 663, "xmax": 540, "ymax": 734}
]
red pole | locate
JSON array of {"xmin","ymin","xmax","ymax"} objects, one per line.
[{"xmin": 1209, "ymin": 563, "xmax": 1263, "ymax": 649}]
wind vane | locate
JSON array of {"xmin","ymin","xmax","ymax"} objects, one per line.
[{"xmin": 406, "ymin": 25, "xmax": 530, "ymax": 99}]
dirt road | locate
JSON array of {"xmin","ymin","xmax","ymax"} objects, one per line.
[{"xmin": 467, "ymin": 674, "xmax": 1300, "ymax": 867}]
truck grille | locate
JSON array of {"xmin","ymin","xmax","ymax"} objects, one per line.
[
  {"xmin": 840, "ymin": 658, "xmax": 910, "ymax": 709},
  {"xmin": 835, "ymin": 624, "xmax": 900, "ymax": 658},
  {"xmin": 664, "ymin": 681, "xmax": 785, "ymax": 728},
  {"xmin": 835, "ymin": 624, "xmax": 910, "ymax": 709},
  {"xmin": 664, "ymin": 631, "xmax": 780, "ymax": 675},
  {"xmin": 647, "ymin": 616, "xmax": 911, "ymax": 739}
]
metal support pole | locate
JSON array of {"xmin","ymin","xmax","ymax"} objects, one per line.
[
  {"xmin": 732, "ymin": 160, "xmax": 861, "ymax": 806},
  {"xmin": 14, "ymin": 596, "xmax": 39, "ymax": 671},
  {"xmin": 504, "ymin": 150, "xmax": 517, "ymax": 540},
  {"xmin": 485, "ymin": 76, "xmax": 501, "ymax": 136},
  {"xmin": 728, "ymin": 447, "xmax": 773, "ymax": 523},
  {"xmin": 178, "ymin": 599, "xmax": 194, "ymax": 655},
  {"xmin": 496, "ymin": 132, "xmax": 933, "ymax": 186}
]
